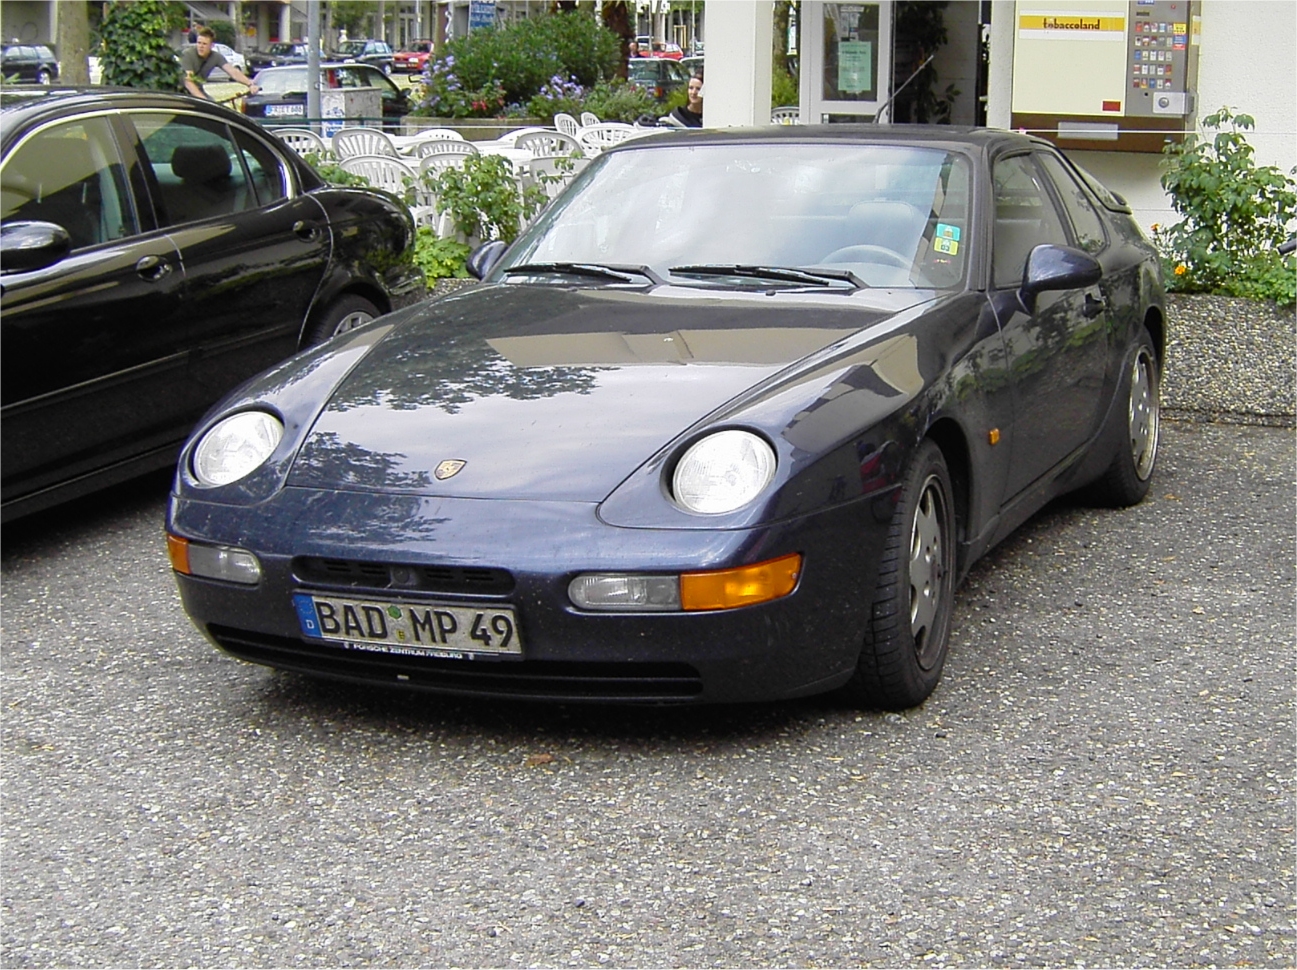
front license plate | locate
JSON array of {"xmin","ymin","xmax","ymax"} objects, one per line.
[
  {"xmin": 293, "ymin": 593, "xmax": 522, "ymax": 658},
  {"xmin": 266, "ymin": 103, "xmax": 304, "ymax": 116}
]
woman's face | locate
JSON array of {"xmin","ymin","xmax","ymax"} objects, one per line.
[{"xmin": 687, "ymin": 77, "xmax": 703, "ymax": 108}]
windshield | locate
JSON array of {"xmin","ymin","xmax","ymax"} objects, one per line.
[
  {"xmin": 267, "ymin": 43, "xmax": 299, "ymax": 55},
  {"xmin": 255, "ymin": 68, "xmax": 306, "ymax": 94},
  {"xmin": 336, "ymin": 41, "xmax": 366, "ymax": 55},
  {"xmin": 502, "ymin": 143, "xmax": 973, "ymax": 290}
]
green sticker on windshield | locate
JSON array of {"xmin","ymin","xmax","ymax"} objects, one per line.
[{"xmin": 934, "ymin": 237, "xmax": 959, "ymax": 255}]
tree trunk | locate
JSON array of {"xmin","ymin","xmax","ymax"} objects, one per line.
[
  {"xmin": 773, "ymin": 1, "xmax": 792, "ymax": 76},
  {"xmin": 601, "ymin": 1, "xmax": 633, "ymax": 80},
  {"xmin": 56, "ymin": 1, "xmax": 92, "ymax": 85}
]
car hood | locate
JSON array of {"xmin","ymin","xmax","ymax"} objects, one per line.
[{"xmin": 286, "ymin": 283, "xmax": 930, "ymax": 501}]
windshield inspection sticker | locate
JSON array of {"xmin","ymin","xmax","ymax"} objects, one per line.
[{"xmin": 934, "ymin": 223, "xmax": 961, "ymax": 255}]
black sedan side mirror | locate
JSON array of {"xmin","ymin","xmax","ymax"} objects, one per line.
[
  {"xmin": 0, "ymin": 220, "xmax": 72, "ymax": 273},
  {"xmin": 1018, "ymin": 244, "xmax": 1102, "ymax": 313},
  {"xmin": 466, "ymin": 239, "xmax": 508, "ymax": 280}
]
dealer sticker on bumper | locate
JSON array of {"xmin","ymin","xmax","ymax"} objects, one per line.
[{"xmin": 293, "ymin": 593, "xmax": 522, "ymax": 658}]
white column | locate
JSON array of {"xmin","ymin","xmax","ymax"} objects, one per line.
[
  {"xmin": 280, "ymin": 2, "xmax": 292, "ymax": 42},
  {"xmin": 986, "ymin": 0, "xmax": 1015, "ymax": 130},
  {"xmin": 702, "ymin": 0, "xmax": 773, "ymax": 127}
]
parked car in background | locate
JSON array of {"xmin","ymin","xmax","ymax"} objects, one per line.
[
  {"xmin": 166, "ymin": 125, "xmax": 1164, "ymax": 710},
  {"xmin": 243, "ymin": 63, "xmax": 410, "ymax": 130},
  {"xmin": 394, "ymin": 41, "xmax": 432, "ymax": 73},
  {"xmin": 628, "ymin": 57, "xmax": 691, "ymax": 102},
  {"xmin": 247, "ymin": 42, "xmax": 312, "ymax": 72},
  {"xmin": 0, "ymin": 87, "xmax": 423, "ymax": 522},
  {"xmin": 680, "ymin": 55, "xmax": 704, "ymax": 77},
  {"xmin": 646, "ymin": 41, "xmax": 684, "ymax": 59},
  {"xmin": 335, "ymin": 39, "xmax": 395, "ymax": 74},
  {"xmin": 0, "ymin": 45, "xmax": 58, "ymax": 84}
]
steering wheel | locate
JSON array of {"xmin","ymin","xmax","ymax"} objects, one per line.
[{"xmin": 820, "ymin": 244, "xmax": 911, "ymax": 269}]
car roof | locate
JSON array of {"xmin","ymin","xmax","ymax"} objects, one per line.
[
  {"xmin": 1, "ymin": 87, "xmax": 262, "ymax": 147},
  {"xmin": 610, "ymin": 124, "xmax": 1050, "ymax": 156}
]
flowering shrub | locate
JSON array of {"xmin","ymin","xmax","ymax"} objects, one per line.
[
  {"xmin": 412, "ymin": 54, "xmax": 507, "ymax": 118},
  {"xmin": 524, "ymin": 74, "xmax": 587, "ymax": 122},
  {"xmin": 1155, "ymin": 106, "xmax": 1296, "ymax": 306}
]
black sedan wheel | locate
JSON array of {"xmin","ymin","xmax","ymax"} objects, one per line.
[
  {"xmin": 1085, "ymin": 329, "xmax": 1160, "ymax": 507},
  {"xmin": 843, "ymin": 440, "xmax": 956, "ymax": 710},
  {"xmin": 306, "ymin": 294, "xmax": 379, "ymax": 346},
  {"xmin": 36, "ymin": 68, "xmax": 52, "ymax": 85}
]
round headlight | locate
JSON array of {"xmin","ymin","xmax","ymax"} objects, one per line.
[
  {"xmin": 192, "ymin": 411, "xmax": 283, "ymax": 486},
  {"xmin": 672, "ymin": 430, "xmax": 777, "ymax": 515}
]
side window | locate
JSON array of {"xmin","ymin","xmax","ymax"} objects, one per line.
[
  {"xmin": 230, "ymin": 128, "xmax": 288, "ymax": 207},
  {"xmin": 0, "ymin": 116, "xmax": 138, "ymax": 251},
  {"xmin": 992, "ymin": 154, "xmax": 1070, "ymax": 289},
  {"xmin": 1036, "ymin": 152, "xmax": 1108, "ymax": 255},
  {"xmin": 132, "ymin": 113, "xmax": 258, "ymax": 225}
]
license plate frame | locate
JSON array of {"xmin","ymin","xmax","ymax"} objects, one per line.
[{"xmin": 293, "ymin": 593, "xmax": 523, "ymax": 659}]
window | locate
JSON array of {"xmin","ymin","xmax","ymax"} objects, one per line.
[
  {"xmin": 132, "ymin": 113, "xmax": 284, "ymax": 225},
  {"xmin": 1036, "ymin": 152, "xmax": 1108, "ymax": 255},
  {"xmin": 992, "ymin": 154, "xmax": 1070, "ymax": 289},
  {"xmin": 0, "ymin": 117, "xmax": 138, "ymax": 251}
]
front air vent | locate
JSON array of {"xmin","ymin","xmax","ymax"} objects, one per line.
[{"xmin": 292, "ymin": 557, "xmax": 515, "ymax": 595}]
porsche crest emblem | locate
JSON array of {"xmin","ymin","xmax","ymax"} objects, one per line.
[{"xmin": 434, "ymin": 459, "xmax": 467, "ymax": 480}]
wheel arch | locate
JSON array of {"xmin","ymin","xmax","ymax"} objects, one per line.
[
  {"xmin": 1143, "ymin": 304, "xmax": 1166, "ymax": 363},
  {"xmin": 298, "ymin": 279, "xmax": 392, "ymax": 349},
  {"xmin": 924, "ymin": 417, "xmax": 973, "ymax": 571}
]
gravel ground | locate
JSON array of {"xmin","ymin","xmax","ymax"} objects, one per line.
[{"xmin": 2, "ymin": 420, "xmax": 1293, "ymax": 969}]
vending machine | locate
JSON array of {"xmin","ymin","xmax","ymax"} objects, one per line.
[{"xmin": 1010, "ymin": 0, "xmax": 1200, "ymax": 152}]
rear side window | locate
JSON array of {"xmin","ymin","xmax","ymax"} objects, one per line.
[
  {"xmin": 1036, "ymin": 151, "xmax": 1108, "ymax": 255},
  {"xmin": 992, "ymin": 154, "xmax": 1070, "ymax": 288},
  {"xmin": 0, "ymin": 116, "xmax": 138, "ymax": 250},
  {"xmin": 132, "ymin": 112, "xmax": 286, "ymax": 225}
]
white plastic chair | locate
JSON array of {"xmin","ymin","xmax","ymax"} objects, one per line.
[
  {"xmin": 771, "ymin": 106, "xmax": 802, "ymax": 125},
  {"xmin": 554, "ymin": 113, "xmax": 581, "ymax": 138},
  {"xmin": 339, "ymin": 154, "xmax": 438, "ymax": 228},
  {"xmin": 332, "ymin": 127, "xmax": 398, "ymax": 159},
  {"xmin": 494, "ymin": 126, "xmax": 549, "ymax": 148},
  {"xmin": 576, "ymin": 123, "xmax": 637, "ymax": 156},
  {"xmin": 580, "ymin": 111, "xmax": 601, "ymax": 128},
  {"xmin": 418, "ymin": 152, "xmax": 475, "ymax": 179},
  {"xmin": 411, "ymin": 139, "xmax": 480, "ymax": 160},
  {"xmin": 514, "ymin": 130, "xmax": 583, "ymax": 158},
  {"xmin": 406, "ymin": 127, "xmax": 464, "ymax": 142},
  {"xmin": 273, "ymin": 127, "xmax": 327, "ymax": 157}
]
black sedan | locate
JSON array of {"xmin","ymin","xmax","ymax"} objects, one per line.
[
  {"xmin": 0, "ymin": 44, "xmax": 58, "ymax": 84},
  {"xmin": 167, "ymin": 126, "xmax": 1164, "ymax": 709},
  {"xmin": 243, "ymin": 64, "xmax": 409, "ymax": 130},
  {"xmin": 246, "ymin": 42, "xmax": 311, "ymax": 72},
  {"xmin": 0, "ymin": 88, "xmax": 424, "ymax": 522}
]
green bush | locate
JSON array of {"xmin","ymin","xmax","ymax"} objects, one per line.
[
  {"xmin": 424, "ymin": 154, "xmax": 548, "ymax": 244},
  {"xmin": 1156, "ymin": 106, "xmax": 1296, "ymax": 306},
  {"xmin": 771, "ymin": 70, "xmax": 798, "ymax": 110},
  {"xmin": 412, "ymin": 11, "xmax": 621, "ymax": 118},
  {"xmin": 413, "ymin": 229, "xmax": 471, "ymax": 281},
  {"xmin": 580, "ymin": 80, "xmax": 657, "ymax": 123},
  {"xmin": 99, "ymin": 0, "xmax": 184, "ymax": 91}
]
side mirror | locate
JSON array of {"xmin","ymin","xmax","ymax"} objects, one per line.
[
  {"xmin": 466, "ymin": 239, "xmax": 508, "ymax": 280},
  {"xmin": 0, "ymin": 220, "xmax": 72, "ymax": 273},
  {"xmin": 1018, "ymin": 244, "xmax": 1101, "ymax": 313}
]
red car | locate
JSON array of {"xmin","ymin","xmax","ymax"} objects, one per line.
[
  {"xmin": 394, "ymin": 41, "xmax": 431, "ymax": 73},
  {"xmin": 647, "ymin": 41, "xmax": 684, "ymax": 60}
]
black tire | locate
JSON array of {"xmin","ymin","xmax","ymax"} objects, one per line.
[
  {"xmin": 1084, "ymin": 329, "xmax": 1160, "ymax": 507},
  {"xmin": 305, "ymin": 294, "xmax": 380, "ymax": 347},
  {"xmin": 842, "ymin": 439, "xmax": 956, "ymax": 710},
  {"xmin": 36, "ymin": 68, "xmax": 52, "ymax": 85}
]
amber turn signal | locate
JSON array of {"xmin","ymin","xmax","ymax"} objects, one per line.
[
  {"xmin": 167, "ymin": 534, "xmax": 191, "ymax": 574},
  {"xmin": 680, "ymin": 553, "xmax": 803, "ymax": 612}
]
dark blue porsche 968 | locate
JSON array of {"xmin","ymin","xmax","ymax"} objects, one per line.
[{"xmin": 167, "ymin": 126, "xmax": 1163, "ymax": 708}]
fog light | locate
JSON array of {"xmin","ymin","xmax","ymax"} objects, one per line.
[
  {"xmin": 680, "ymin": 553, "xmax": 802, "ymax": 612},
  {"xmin": 167, "ymin": 535, "xmax": 261, "ymax": 585},
  {"xmin": 568, "ymin": 573, "xmax": 681, "ymax": 611}
]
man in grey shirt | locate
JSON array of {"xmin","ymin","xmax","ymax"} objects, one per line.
[{"xmin": 181, "ymin": 26, "xmax": 259, "ymax": 100}]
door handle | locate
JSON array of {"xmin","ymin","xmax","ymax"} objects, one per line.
[
  {"xmin": 1082, "ymin": 293, "xmax": 1105, "ymax": 319},
  {"xmin": 293, "ymin": 219, "xmax": 322, "ymax": 242},
  {"xmin": 135, "ymin": 255, "xmax": 173, "ymax": 282}
]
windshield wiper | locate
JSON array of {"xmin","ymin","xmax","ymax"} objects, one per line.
[
  {"xmin": 502, "ymin": 262, "xmax": 664, "ymax": 285},
  {"xmin": 668, "ymin": 264, "xmax": 868, "ymax": 289}
]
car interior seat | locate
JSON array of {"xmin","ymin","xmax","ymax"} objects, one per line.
[
  {"xmin": 169, "ymin": 144, "xmax": 237, "ymax": 222},
  {"xmin": 6, "ymin": 137, "xmax": 102, "ymax": 250}
]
